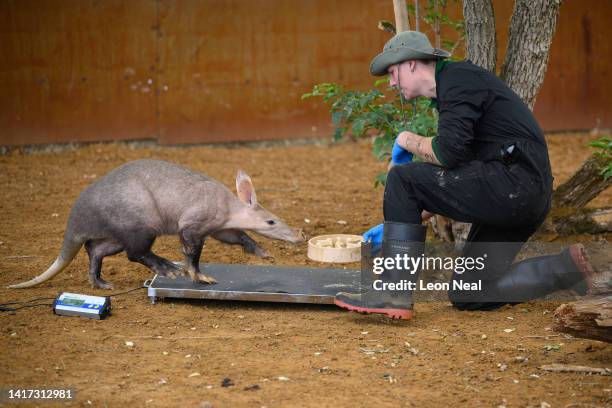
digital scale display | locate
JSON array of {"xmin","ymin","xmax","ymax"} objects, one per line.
[
  {"xmin": 53, "ymin": 292, "xmax": 111, "ymax": 319},
  {"xmin": 61, "ymin": 297, "xmax": 86, "ymax": 306}
]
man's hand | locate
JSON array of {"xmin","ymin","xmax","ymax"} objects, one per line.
[
  {"xmin": 391, "ymin": 137, "xmax": 414, "ymax": 165},
  {"xmin": 363, "ymin": 223, "xmax": 383, "ymax": 244}
]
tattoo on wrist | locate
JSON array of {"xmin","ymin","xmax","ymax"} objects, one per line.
[{"xmin": 424, "ymin": 152, "xmax": 437, "ymax": 163}]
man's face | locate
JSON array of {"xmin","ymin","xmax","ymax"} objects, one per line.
[{"xmin": 388, "ymin": 61, "xmax": 417, "ymax": 99}]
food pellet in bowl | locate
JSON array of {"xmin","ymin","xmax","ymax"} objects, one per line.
[{"xmin": 307, "ymin": 234, "xmax": 364, "ymax": 263}]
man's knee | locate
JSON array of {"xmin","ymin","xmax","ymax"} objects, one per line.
[
  {"xmin": 386, "ymin": 165, "xmax": 401, "ymax": 186},
  {"xmin": 386, "ymin": 163, "xmax": 417, "ymax": 189}
]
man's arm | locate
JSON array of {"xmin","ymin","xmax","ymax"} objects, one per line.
[{"xmin": 397, "ymin": 131, "xmax": 442, "ymax": 166}]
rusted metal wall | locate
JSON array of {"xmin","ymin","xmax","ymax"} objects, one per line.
[
  {"xmin": 155, "ymin": 0, "xmax": 394, "ymax": 143},
  {"xmin": 0, "ymin": 0, "xmax": 609, "ymax": 146},
  {"xmin": 0, "ymin": 0, "xmax": 159, "ymax": 145}
]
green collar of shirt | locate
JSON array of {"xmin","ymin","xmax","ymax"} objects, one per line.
[{"xmin": 430, "ymin": 59, "xmax": 452, "ymax": 110}]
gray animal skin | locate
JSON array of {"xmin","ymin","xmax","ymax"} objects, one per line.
[{"xmin": 9, "ymin": 159, "xmax": 304, "ymax": 289}]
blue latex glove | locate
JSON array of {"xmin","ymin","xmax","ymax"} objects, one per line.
[
  {"xmin": 363, "ymin": 223, "xmax": 383, "ymax": 244},
  {"xmin": 391, "ymin": 136, "xmax": 413, "ymax": 165}
]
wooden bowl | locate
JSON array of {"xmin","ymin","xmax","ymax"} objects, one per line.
[{"xmin": 307, "ymin": 234, "xmax": 363, "ymax": 263}]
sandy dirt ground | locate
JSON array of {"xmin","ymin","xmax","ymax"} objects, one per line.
[{"xmin": 0, "ymin": 132, "xmax": 610, "ymax": 407}]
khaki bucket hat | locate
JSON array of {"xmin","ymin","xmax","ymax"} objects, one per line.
[{"xmin": 370, "ymin": 31, "xmax": 451, "ymax": 76}]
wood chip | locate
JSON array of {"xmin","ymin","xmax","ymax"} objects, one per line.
[
  {"xmin": 359, "ymin": 347, "xmax": 390, "ymax": 355},
  {"xmin": 540, "ymin": 364, "xmax": 611, "ymax": 375},
  {"xmin": 523, "ymin": 335, "xmax": 561, "ymax": 339}
]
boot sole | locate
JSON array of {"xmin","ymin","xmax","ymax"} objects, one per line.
[
  {"xmin": 334, "ymin": 298, "xmax": 413, "ymax": 320},
  {"xmin": 568, "ymin": 244, "xmax": 596, "ymax": 292}
]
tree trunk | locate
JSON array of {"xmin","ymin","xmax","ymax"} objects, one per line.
[
  {"xmin": 433, "ymin": 0, "xmax": 440, "ymax": 49},
  {"xmin": 462, "ymin": 0, "xmax": 497, "ymax": 72},
  {"xmin": 552, "ymin": 155, "xmax": 612, "ymax": 208},
  {"xmin": 393, "ymin": 0, "xmax": 411, "ymax": 32},
  {"xmin": 500, "ymin": 0, "xmax": 562, "ymax": 110},
  {"xmin": 553, "ymin": 295, "xmax": 612, "ymax": 343},
  {"xmin": 414, "ymin": 0, "xmax": 420, "ymax": 31}
]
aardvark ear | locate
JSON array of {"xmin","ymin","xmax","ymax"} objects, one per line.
[{"xmin": 236, "ymin": 170, "xmax": 257, "ymax": 207}]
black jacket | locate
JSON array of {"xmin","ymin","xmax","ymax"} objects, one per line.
[{"xmin": 431, "ymin": 60, "xmax": 553, "ymax": 192}]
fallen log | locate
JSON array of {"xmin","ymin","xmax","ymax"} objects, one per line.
[
  {"xmin": 537, "ymin": 206, "xmax": 612, "ymax": 237},
  {"xmin": 552, "ymin": 155, "xmax": 612, "ymax": 208},
  {"xmin": 553, "ymin": 295, "xmax": 612, "ymax": 343}
]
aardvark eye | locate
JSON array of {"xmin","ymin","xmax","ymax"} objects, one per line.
[{"xmin": 266, "ymin": 220, "xmax": 276, "ymax": 226}]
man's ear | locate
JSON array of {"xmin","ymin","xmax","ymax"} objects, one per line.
[
  {"xmin": 409, "ymin": 60, "xmax": 417, "ymax": 72},
  {"xmin": 236, "ymin": 170, "xmax": 258, "ymax": 207}
]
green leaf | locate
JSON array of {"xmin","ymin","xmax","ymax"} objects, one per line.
[
  {"xmin": 331, "ymin": 111, "xmax": 343, "ymax": 126},
  {"xmin": 600, "ymin": 164, "xmax": 612, "ymax": 180},
  {"xmin": 351, "ymin": 119, "xmax": 366, "ymax": 138},
  {"xmin": 590, "ymin": 137, "xmax": 612, "ymax": 180},
  {"xmin": 374, "ymin": 172, "xmax": 387, "ymax": 188},
  {"xmin": 333, "ymin": 127, "xmax": 344, "ymax": 142},
  {"xmin": 589, "ymin": 136, "xmax": 612, "ymax": 151},
  {"xmin": 374, "ymin": 77, "xmax": 390, "ymax": 87}
]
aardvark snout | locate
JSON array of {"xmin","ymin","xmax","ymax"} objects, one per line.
[{"xmin": 291, "ymin": 228, "xmax": 306, "ymax": 243}]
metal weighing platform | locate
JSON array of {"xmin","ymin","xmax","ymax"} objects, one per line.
[{"xmin": 144, "ymin": 263, "xmax": 361, "ymax": 305}]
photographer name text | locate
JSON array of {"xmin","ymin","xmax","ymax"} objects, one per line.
[{"xmin": 373, "ymin": 279, "xmax": 482, "ymax": 291}]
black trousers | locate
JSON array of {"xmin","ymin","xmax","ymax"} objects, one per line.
[{"xmin": 383, "ymin": 160, "xmax": 552, "ymax": 310}]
